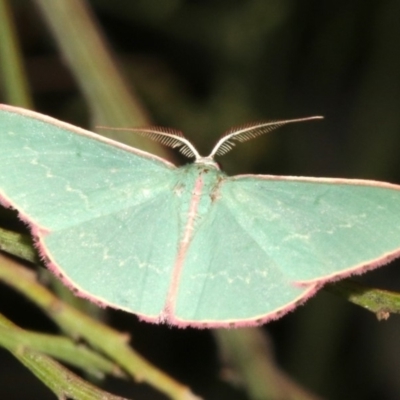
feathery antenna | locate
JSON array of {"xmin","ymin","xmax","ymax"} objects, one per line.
[
  {"xmin": 97, "ymin": 126, "xmax": 201, "ymax": 159},
  {"xmin": 98, "ymin": 116, "xmax": 323, "ymax": 164},
  {"xmin": 208, "ymin": 116, "xmax": 324, "ymax": 158}
]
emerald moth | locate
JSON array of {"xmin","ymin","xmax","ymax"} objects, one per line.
[{"xmin": 1, "ymin": 104, "xmax": 400, "ymax": 328}]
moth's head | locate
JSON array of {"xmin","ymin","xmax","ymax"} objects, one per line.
[{"xmin": 193, "ymin": 156, "xmax": 220, "ymax": 170}]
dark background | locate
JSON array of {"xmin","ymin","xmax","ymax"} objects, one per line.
[{"xmin": 1, "ymin": 1, "xmax": 400, "ymax": 399}]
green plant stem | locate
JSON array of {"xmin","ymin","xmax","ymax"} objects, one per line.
[
  {"xmin": 0, "ymin": 318, "xmax": 128, "ymax": 399},
  {"xmin": 326, "ymin": 279, "xmax": 400, "ymax": 319},
  {"xmin": 0, "ymin": 312, "xmax": 124, "ymax": 378},
  {"xmin": 0, "ymin": 0, "xmax": 33, "ymax": 107},
  {"xmin": 0, "ymin": 252, "xmax": 201, "ymax": 400},
  {"xmin": 15, "ymin": 350, "xmax": 128, "ymax": 400},
  {"xmin": 0, "ymin": 226, "xmax": 37, "ymax": 262}
]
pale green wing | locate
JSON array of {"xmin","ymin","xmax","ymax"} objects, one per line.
[
  {"xmin": 174, "ymin": 174, "xmax": 400, "ymax": 327},
  {"xmin": 0, "ymin": 105, "xmax": 181, "ymax": 320}
]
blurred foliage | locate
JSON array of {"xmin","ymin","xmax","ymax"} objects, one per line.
[{"xmin": 1, "ymin": 0, "xmax": 400, "ymax": 399}]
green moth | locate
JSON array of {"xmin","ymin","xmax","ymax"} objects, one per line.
[{"xmin": 1, "ymin": 104, "xmax": 400, "ymax": 328}]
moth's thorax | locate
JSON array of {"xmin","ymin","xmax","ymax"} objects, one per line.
[
  {"xmin": 178, "ymin": 162, "xmax": 226, "ymax": 188},
  {"xmin": 176, "ymin": 162, "xmax": 226, "ymax": 227}
]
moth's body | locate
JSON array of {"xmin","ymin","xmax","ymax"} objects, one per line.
[
  {"xmin": 178, "ymin": 162, "xmax": 224, "ymax": 220},
  {"xmin": 1, "ymin": 104, "xmax": 400, "ymax": 328}
]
